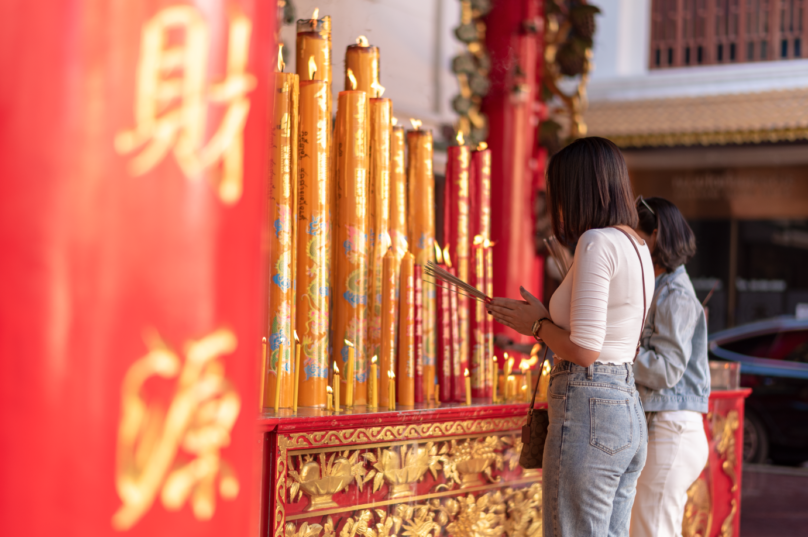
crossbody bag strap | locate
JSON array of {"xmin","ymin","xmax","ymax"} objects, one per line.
[
  {"xmin": 525, "ymin": 346, "xmax": 550, "ymax": 424},
  {"xmin": 611, "ymin": 227, "xmax": 647, "ymax": 361}
]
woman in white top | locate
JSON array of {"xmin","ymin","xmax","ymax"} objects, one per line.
[{"xmin": 489, "ymin": 137, "xmax": 654, "ymax": 537}]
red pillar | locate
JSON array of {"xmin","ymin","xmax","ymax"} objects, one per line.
[
  {"xmin": 0, "ymin": 1, "xmax": 274, "ymax": 535},
  {"xmin": 483, "ymin": 0, "xmax": 546, "ymax": 344}
]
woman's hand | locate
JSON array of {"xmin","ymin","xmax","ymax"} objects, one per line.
[{"xmin": 488, "ymin": 286, "xmax": 550, "ymax": 337}]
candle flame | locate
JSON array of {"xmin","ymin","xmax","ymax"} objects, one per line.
[
  {"xmin": 344, "ymin": 339, "xmax": 354, "ymax": 348},
  {"xmin": 520, "ymin": 360, "xmax": 529, "ymax": 371},
  {"xmin": 525, "ymin": 355, "xmax": 539, "ymax": 367},
  {"xmin": 356, "ymin": 35, "xmax": 369, "ymax": 46},
  {"xmin": 542, "ymin": 359, "xmax": 552, "ymax": 374},
  {"xmin": 434, "ymin": 241, "xmax": 443, "ymax": 264},
  {"xmin": 477, "ymin": 141, "xmax": 488, "ymax": 151},
  {"xmin": 531, "ymin": 343, "xmax": 541, "ymax": 356},
  {"xmin": 410, "ymin": 118, "xmax": 422, "ymax": 130},
  {"xmin": 443, "ymin": 246, "xmax": 453, "ymax": 268},
  {"xmin": 294, "ymin": 330, "xmax": 300, "ymax": 343},
  {"xmin": 464, "ymin": 368, "xmax": 470, "ymax": 377},
  {"xmin": 312, "ymin": 8, "xmax": 319, "ymax": 19},
  {"xmin": 388, "ymin": 371, "xmax": 395, "ymax": 379},
  {"xmin": 473, "ymin": 234, "xmax": 484, "ymax": 246},
  {"xmin": 334, "ymin": 362, "xmax": 340, "ymax": 374},
  {"xmin": 371, "ymin": 80, "xmax": 386, "ymax": 98},
  {"xmin": 493, "ymin": 355, "xmax": 497, "ymax": 363},
  {"xmin": 392, "ymin": 117, "xmax": 398, "ymax": 126},
  {"xmin": 507, "ymin": 375, "xmax": 515, "ymax": 381},
  {"xmin": 262, "ymin": 337, "xmax": 267, "ymax": 343},
  {"xmin": 277, "ymin": 44, "xmax": 285, "ymax": 72},
  {"xmin": 308, "ymin": 56, "xmax": 317, "ymax": 80},
  {"xmin": 456, "ymin": 130, "xmax": 465, "ymax": 145},
  {"xmin": 327, "ymin": 385, "xmax": 333, "ymax": 393},
  {"xmin": 371, "ymin": 355, "xmax": 377, "ymax": 364},
  {"xmin": 483, "ymin": 238, "xmax": 494, "ymax": 248},
  {"xmin": 347, "ymin": 68, "xmax": 357, "ymax": 90}
]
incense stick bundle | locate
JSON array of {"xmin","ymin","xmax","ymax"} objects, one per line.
[
  {"xmin": 543, "ymin": 235, "xmax": 571, "ymax": 279},
  {"xmin": 424, "ymin": 262, "xmax": 488, "ymax": 301}
]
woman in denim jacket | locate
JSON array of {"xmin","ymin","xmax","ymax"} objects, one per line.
[{"xmin": 630, "ymin": 197, "xmax": 711, "ymax": 537}]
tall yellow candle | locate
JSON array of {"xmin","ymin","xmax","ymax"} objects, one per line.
[
  {"xmin": 407, "ymin": 124, "xmax": 436, "ymax": 402},
  {"xmin": 265, "ymin": 55, "xmax": 299, "ymax": 410},
  {"xmin": 333, "ymin": 363, "xmax": 340, "ymax": 412},
  {"xmin": 344, "ymin": 341, "xmax": 355, "ymax": 406},
  {"xmin": 333, "ymin": 90, "xmax": 370, "ymax": 406},
  {"xmin": 379, "ymin": 248, "xmax": 398, "ymax": 406},
  {"xmin": 369, "ymin": 356, "xmax": 378, "ymax": 408},
  {"xmin": 389, "ymin": 125, "xmax": 408, "ymax": 261},
  {"xmin": 397, "ymin": 252, "xmax": 415, "ymax": 406},
  {"xmin": 465, "ymin": 368, "xmax": 472, "ymax": 405},
  {"xmin": 327, "ymin": 386, "xmax": 333, "ymax": 411},
  {"xmin": 295, "ymin": 65, "xmax": 329, "ymax": 408},
  {"xmin": 538, "ymin": 359, "xmax": 552, "ymax": 402},
  {"xmin": 345, "ymin": 36, "xmax": 381, "ymax": 94},
  {"xmin": 491, "ymin": 355, "xmax": 498, "ymax": 403},
  {"xmin": 388, "ymin": 371, "xmax": 396, "ymax": 410},
  {"xmin": 368, "ymin": 98, "xmax": 393, "ymax": 362}
]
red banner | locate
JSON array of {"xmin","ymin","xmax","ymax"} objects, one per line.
[{"xmin": 0, "ymin": 1, "xmax": 275, "ymax": 535}]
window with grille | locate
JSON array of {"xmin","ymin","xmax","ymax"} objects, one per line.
[{"xmin": 650, "ymin": 0, "xmax": 805, "ymax": 67}]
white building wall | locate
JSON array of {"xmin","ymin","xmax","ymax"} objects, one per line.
[{"xmin": 588, "ymin": 0, "xmax": 808, "ymax": 101}]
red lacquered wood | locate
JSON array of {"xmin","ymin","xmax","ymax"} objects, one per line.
[{"xmin": 0, "ymin": 2, "xmax": 275, "ymax": 535}]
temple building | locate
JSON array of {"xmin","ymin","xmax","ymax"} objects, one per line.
[{"xmin": 587, "ymin": 0, "xmax": 808, "ymax": 330}]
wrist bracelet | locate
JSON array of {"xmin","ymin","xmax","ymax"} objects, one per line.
[{"xmin": 532, "ymin": 317, "xmax": 550, "ymax": 340}]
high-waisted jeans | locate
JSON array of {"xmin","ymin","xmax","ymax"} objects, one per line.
[{"xmin": 542, "ymin": 360, "xmax": 648, "ymax": 537}]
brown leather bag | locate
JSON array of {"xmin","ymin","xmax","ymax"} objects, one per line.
[
  {"xmin": 518, "ymin": 227, "xmax": 648, "ymax": 470},
  {"xmin": 519, "ymin": 347, "xmax": 550, "ymax": 469}
]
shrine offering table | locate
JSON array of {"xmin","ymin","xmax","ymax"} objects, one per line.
[
  {"xmin": 257, "ymin": 389, "xmax": 751, "ymax": 537},
  {"xmin": 257, "ymin": 402, "xmax": 543, "ymax": 537},
  {"xmin": 683, "ymin": 388, "xmax": 752, "ymax": 537}
]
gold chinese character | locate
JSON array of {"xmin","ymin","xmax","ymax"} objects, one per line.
[
  {"xmin": 115, "ymin": 6, "xmax": 256, "ymax": 204},
  {"xmin": 112, "ymin": 328, "xmax": 241, "ymax": 530}
]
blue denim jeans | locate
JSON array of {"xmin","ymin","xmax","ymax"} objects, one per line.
[{"xmin": 542, "ymin": 360, "xmax": 648, "ymax": 537}]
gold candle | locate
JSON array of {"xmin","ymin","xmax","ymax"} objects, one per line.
[
  {"xmin": 491, "ymin": 355, "xmax": 498, "ymax": 402},
  {"xmin": 296, "ymin": 10, "xmax": 332, "ymax": 150},
  {"xmin": 260, "ymin": 337, "xmax": 267, "ymax": 410},
  {"xmin": 398, "ymin": 252, "xmax": 415, "ymax": 406},
  {"xmin": 369, "ymin": 356, "xmax": 378, "ymax": 408},
  {"xmin": 333, "ymin": 90, "xmax": 370, "ymax": 405},
  {"xmin": 388, "ymin": 371, "xmax": 396, "ymax": 410},
  {"xmin": 389, "ymin": 125, "xmax": 408, "ymax": 260},
  {"xmin": 471, "ymin": 235, "xmax": 485, "ymax": 396},
  {"xmin": 368, "ymin": 98, "xmax": 393, "ymax": 362},
  {"xmin": 379, "ymin": 248, "xmax": 398, "ymax": 406},
  {"xmin": 521, "ymin": 361, "xmax": 531, "ymax": 402},
  {"xmin": 265, "ymin": 51, "xmax": 299, "ymax": 410},
  {"xmin": 345, "ymin": 36, "xmax": 381, "ymax": 94},
  {"xmin": 506, "ymin": 375, "xmax": 515, "ymax": 401},
  {"xmin": 538, "ymin": 359, "xmax": 552, "ymax": 402},
  {"xmin": 465, "ymin": 368, "xmax": 472, "ymax": 405},
  {"xmin": 295, "ymin": 60, "xmax": 329, "ymax": 408},
  {"xmin": 333, "ymin": 363, "xmax": 340, "ymax": 412},
  {"xmin": 407, "ymin": 122, "xmax": 436, "ymax": 403},
  {"xmin": 344, "ymin": 340, "xmax": 355, "ymax": 407},
  {"xmin": 485, "ymin": 240, "xmax": 495, "ymax": 394},
  {"xmin": 327, "ymin": 386, "xmax": 333, "ymax": 411},
  {"xmin": 293, "ymin": 332, "xmax": 301, "ymax": 411}
]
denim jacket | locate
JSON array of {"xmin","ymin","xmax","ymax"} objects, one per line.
[{"xmin": 634, "ymin": 265, "xmax": 711, "ymax": 413}]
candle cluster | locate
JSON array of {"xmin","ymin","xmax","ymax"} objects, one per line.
[{"xmin": 260, "ymin": 9, "xmax": 540, "ymax": 413}]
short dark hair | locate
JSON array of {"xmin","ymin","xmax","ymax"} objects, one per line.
[
  {"xmin": 636, "ymin": 197, "xmax": 696, "ymax": 272},
  {"xmin": 546, "ymin": 137, "xmax": 638, "ymax": 246}
]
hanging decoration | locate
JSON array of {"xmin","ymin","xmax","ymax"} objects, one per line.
[
  {"xmin": 450, "ymin": 0, "xmax": 493, "ymax": 147},
  {"xmin": 541, "ymin": 0, "xmax": 601, "ymax": 153}
]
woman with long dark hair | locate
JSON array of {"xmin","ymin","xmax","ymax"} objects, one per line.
[
  {"xmin": 629, "ymin": 197, "xmax": 710, "ymax": 537},
  {"xmin": 488, "ymin": 137, "xmax": 654, "ymax": 536}
]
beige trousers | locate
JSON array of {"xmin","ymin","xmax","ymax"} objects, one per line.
[{"xmin": 630, "ymin": 416, "xmax": 709, "ymax": 537}]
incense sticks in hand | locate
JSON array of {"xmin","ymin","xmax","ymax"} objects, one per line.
[{"xmin": 423, "ymin": 262, "xmax": 488, "ymax": 302}]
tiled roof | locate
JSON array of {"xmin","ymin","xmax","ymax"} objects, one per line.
[{"xmin": 585, "ymin": 87, "xmax": 808, "ymax": 147}]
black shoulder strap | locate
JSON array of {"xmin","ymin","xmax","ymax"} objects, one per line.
[
  {"xmin": 527, "ymin": 346, "xmax": 550, "ymax": 421},
  {"xmin": 611, "ymin": 227, "xmax": 647, "ymax": 361}
]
